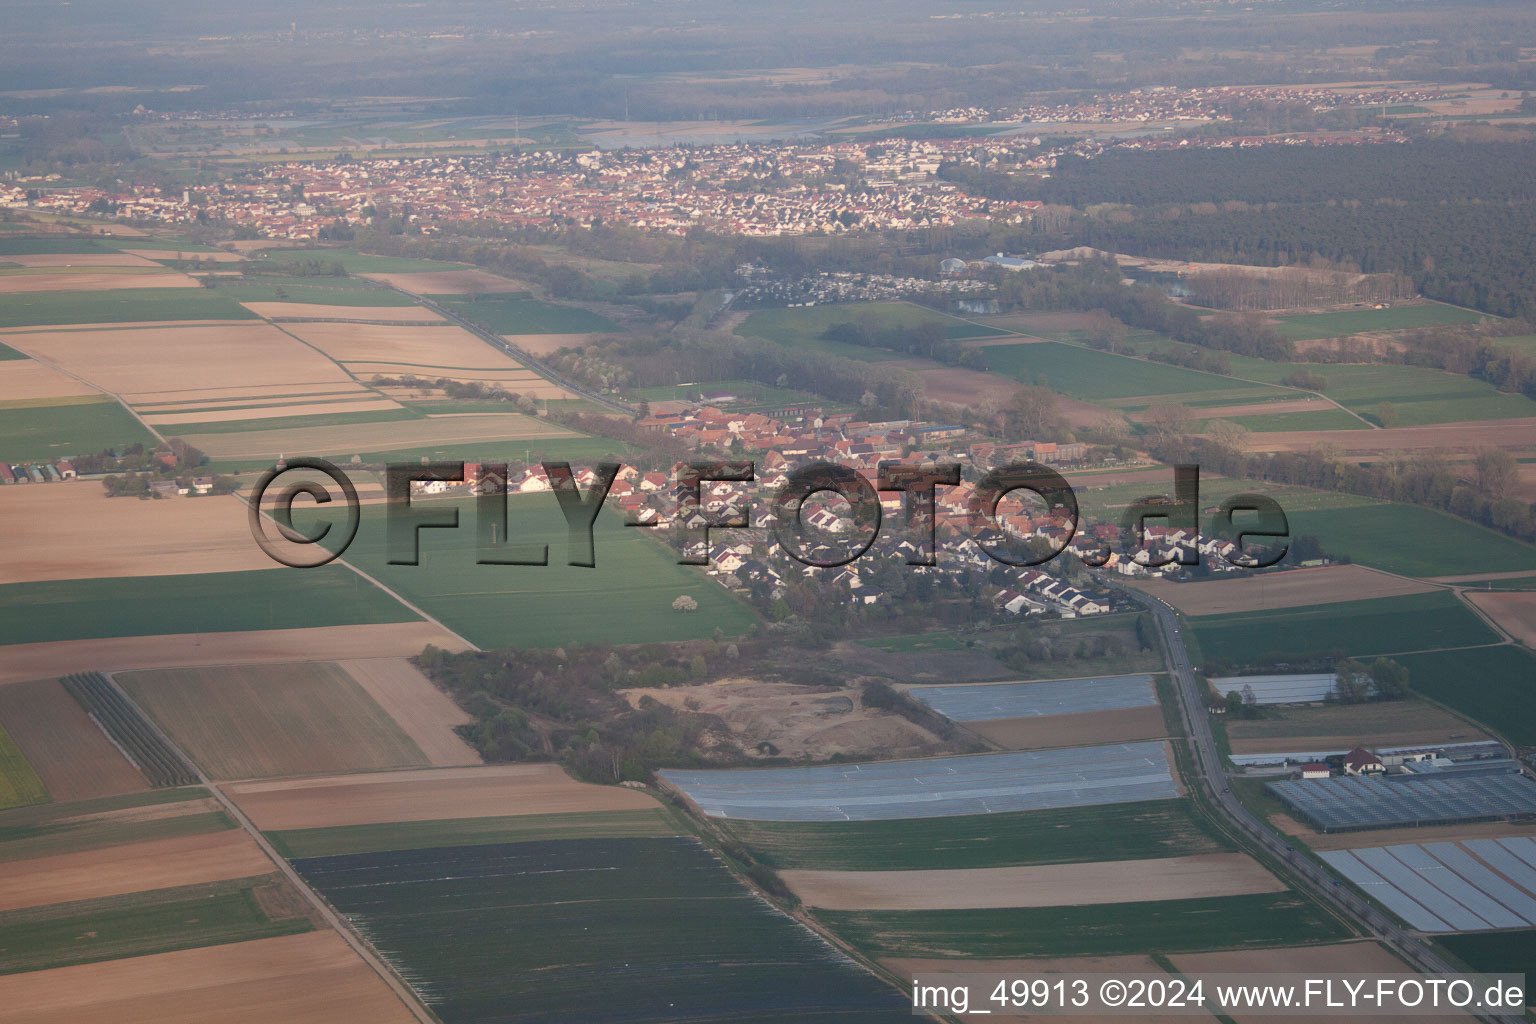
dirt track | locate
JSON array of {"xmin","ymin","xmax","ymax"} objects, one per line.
[
  {"xmin": 225, "ymin": 763, "xmax": 658, "ymax": 830},
  {"xmin": 1125, "ymin": 564, "xmax": 1435, "ymax": 616},
  {"xmin": 0, "ymin": 931, "xmax": 418, "ymax": 1024},
  {"xmin": 0, "ymin": 622, "xmax": 469, "ymax": 686},
  {"xmin": 785, "ymin": 854, "xmax": 1283, "ymax": 911}
]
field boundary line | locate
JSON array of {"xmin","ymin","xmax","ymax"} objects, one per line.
[
  {"xmin": 98, "ymin": 671, "xmax": 444, "ymax": 1024},
  {"xmin": 1450, "ymin": 587, "xmax": 1521, "ymax": 646}
]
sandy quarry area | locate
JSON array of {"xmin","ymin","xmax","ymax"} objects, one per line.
[
  {"xmin": 966, "ymin": 705, "xmax": 1169, "ymax": 750},
  {"xmin": 180, "ymin": 412, "xmax": 579, "ymax": 459},
  {"xmin": 284, "ymin": 321, "xmax": 524, "ymax": 368},
  {"xmin": 0, "ymin": 622, "xmax": 470, "ymax": 685},
  {"xmin": 0, "ymin": 830, "xmax": 275, "ymax": 913},
  {"xmin": 359, "ymin": 268, "xmax": 533, "ymax": 294},
  {"xmin": 0, "ymin": 359, "xmax": 105, "ymax": 401},
  {"xmin": 240, "ymin": 302, "xmax": 445, "ymax": 322},
  {"xmin": 225, "ymin": 763, "xmax": 658, "ymax": 831},
  {"xmin": 1125, "ymin": 564, "xmax": 1436, "ymax": 616},
  {"xmin": 782, "ymin": 853, "xmax": 1283, "ymax": 911},
  {"xmin": 1466, "ymin": 591, "xmax": 1536, "ymax": 645},
  {"xmin": 618, "ymin": 678, "xmax": 948, "ymax": 761},
  {"xmin": 0, "ymin": 270, "xmax": 200, "ymax": 293},
  {"xmin": 338, "ymin": 658, "xmax": 480, "ymax": 767},
  {"xmin": 0, "ymin": 931, "xmax": 418, "ymax": 1024},
  {"xmin": 0, "ymin": 485, "xmax": 273, "ymax": 584},
  {"xmin": 3, "ymin": 322, "xmax": 353, "ymax": 397}
]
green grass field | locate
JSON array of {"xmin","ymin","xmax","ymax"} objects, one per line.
[
  {"xmin": 1197, "ymin": 408, "xmax": 1366, "ymax": 432},
  {"xmin": 1273, "ymin": 303, "xmax": 1485, "ymax": 341},
  {"xmin": 0, "ymin": 789, "xmax": 228, "ymax": 864},
  {"xmin": 1288, "ymin": 503, "xmax": 1536, "ymax": 577},
  {"xmin": 0, "ymin": 288, "xmax": 257, "ymax": 327},
  {"xmin": 980, "ymin": 342, "xmax": 1281, "ymax": 402},
  {"xmin": 0, "ymin": 398, "xmax": 158, "ymax": 462},
  {"xmin": 1393, "ymin": 645, "xmax": 1536, "ymax": 747},
  {"xmin": 267, "ymin": 808, "xmax": 678, "ymax": 858},
  {"xmin": 0, "ymin": 723, "xmax": 47, "ymax": 811},
  {"xmin": 440, "ymin": 294, "xmax": 620, "ymax": 333},
  {"xmin": 818, "ymin": 892, "xmax": 1350, "ymax": 958},
  {"xmin": 717, "ymin": 800, "xmax": 1234, "ymax": 871},
  {"xmin": 1438, "ymin": 929, "xmax": 1536, "ymax": 977},
  {"xmin": 1189, "ymin": 591, "xmax": 1498, "ymax": 668},
  {"xmin": 295, "ymin": 495, "xmax": 757, "ymax": 649},
  {"xmin": 856, "ymin": 631, "xmax": 969, "ymax": 653},
  {"xmin": 120, "ymin": 662, "xmax": 428, "ymax": 781},
  {"xmin": 0, "ymin": 343, "xmax": 26, "ymax": 360},
  {"xmin": 0, "ymin": 876, "xmax": 312, "ymax": 975},
  {"xmin": 209, "ymin": 281, "xmax": 418, "ymax": 306},
  {"xmin": 0, "ymin": 567, "xmax": 418, "ymax": 646},
  {"xmin": 735, "ymin": 301, "xmax": 1000, "ymax": 361},
  {"xmin": 259, "ymin": 248, "xmax": 466, "ymax": 273},
  {"xmin": 293, "ymin": 836, "xmax": 911, "ymax": 1021}
]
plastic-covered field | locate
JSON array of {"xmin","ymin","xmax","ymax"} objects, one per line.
[
  {"xmin": 1208, "ymin": 673, "xmax": 1337, "ymax": 705},
  {"xmin": 1269, "ymin": 772, "xmax": 1536, "ymax": 831},
  {"xmin": 1321, "ymin": 838, "xmax": 1536, "ymax": 932},
  {"xmin": 908, "ymin": 675, "xmax": 1156, "ymax": 721},
  {"xmin": 660, "ymin": 742, "xmax": 1177, "ymax": 822}
]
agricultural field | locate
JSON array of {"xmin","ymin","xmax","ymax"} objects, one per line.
[
  {"xmin": 1465, "ymin": 591, "xmax": 1536, "ymax": 645},
  {"xmin": 715, "ymin": 799, "xmax": 1233, "ymax": 871},
  {"xmin": 1195, "ymin": 407, "xmax": 1367, "ymax": 432},
  {"xmin": 336, "ymin": 659, "xmax": 480, "ymax": 767},
  {"xmin": 256, "ymin": 248, "xmax": 464, "ymax": 274},
  {"xmin": 662, "ymin": 742, "xmax": 1179, "ymax": 822},
  {"xmin": 119, "ymin": 663, "xmax": 430, "ymax": 781},
  {"xmin": 294, "ymin": 494, "xmax": 757, "ymax": 649},
  {"xmin": 736, "ymin": 301, "xmax": 1001, "ymax": 361},
  {"xmin": 1223, "ymin": 699, "xmax": 1490, "ymax": 756},
  {"xmin": 0, "ymin": 931, "xmax": 420, "ymax": 1024},
  {"xmin": 0, "ymin": 790, "xmax": 232, "ymax": 865},
  {"xmin": 0, "ymin": 723, "xmax": 47, "ymax": 811},
  {"xmin": 1393, "ymin": 645, "xmax": 1536, "ymax": 748},
  {"xmin": 60, "ymin": 673, "xmax": 198, "ymax": 788},
  {"xmin": 0, "ymin": 289, "xmax": 256, "ymax": 327},
  {"xmin": 227, "ymin": 763, "xmax": 658, "ymax": 831},
  {"xmin": 178, "ymin": 411, "xmax": 578, "ymax": 460},
  {"xmin": 856, "ymin": 631, "xmax": 968, "ymax": 653},
  {"xmin": 0, "ymin": 679, "xmax": 147, "ymax": 801},
  {"xmin": 293, "ymin": 837, "xmax": 912, "ymax": 1022},
  {"xmin": 0, "ymin": 399, "xmax": 156, "ymax": 463},
  {"xmin": 1272, "ymin": 303, "xmax": 1486, "ymax": 341},
  {"xmin": 1128, "ymin": 564, "xmax": 1437, "ymax": 616},
  {"xmin": 0, "ymin": 875, "xmax": 314, "ymax": 976},
  {"xmin": 979, "ymin": 341, "xmax": 1284, "ymax": 403},
  {"xmin": 1188, "ymin": 591, "xmax": 1498, "ymax": 668},
  {"xmin": 1288, "ymin": 504, "xmax": 1536, "ymax": 578},
  {"xmin": 267, "ymin": 807, "xmax": 677, "ymax": 858},
  {"xmin": 437, "ymin": 294, "xmax": 620, "ymax": 333},
  {"xmin": 1320, "ymin": 839, "xmax": 1536, "ymax": 932},
  {"xmin": 816, "ymin": 891, "xmax": 1349, "ymax": 958},
  {"xmin": 908, "ymin": 674, "xmax": 1169, "ymax": 749},
  {"xmin": 1439, "ymin": 928, "xmax": 1536, "ymax": 977},
  {"xmin": 0, "ymin": 567, "xmax": 418, "ymax": 647}
]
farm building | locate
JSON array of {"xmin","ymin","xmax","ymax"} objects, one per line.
[
  {"xmin": 1344, "ymin": 747, "xmax": 1386, "ymax": 776},
  {"xmin": 1300, "ymin": 763, "xmax": 1332, "ymax": 780}
]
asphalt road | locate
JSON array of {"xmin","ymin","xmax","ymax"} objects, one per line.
[{"xmin": 1119, "ymin": 582, "xmax": 1525, "ymax": 1024}]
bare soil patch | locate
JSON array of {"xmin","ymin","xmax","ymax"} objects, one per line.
[
  {"xmin": 0, "ymin": 623, "xmax": 470, "ymax": 686},
  {"xmin": 4, "ymin": 323, "xmax": 351, "ymax": 396},
  {"xmin": 285, "ymin": 321, "xmax": 524, "ymax": 369},
  {"xmin": 1466, "ymin": 591, "xmax": 1536, "ymax": 645},
  {"xmin": 226, "ymin": 763, "xmax": 657, "ymax": 831},
  {"xmin": 0, "ymin": 359, "xmax": 105, "ymax": 400},
  {"xmin": 134, "ymin": 388, "xmax": 372, "ymax": 413},
  {"xmin": 141, "ymin": 396, "xmax": 403, "ymax": 426},
  {"xmin": 967, "ymin": 705, "xmax": 1168, "ymax": 750},
  {"xmin": 0, "ymin": 270, "xmax": 198, "ymax": 293},
  {"xmin": 619, "ymin": 678, "xmax": 954, "ymax": 761},
  {"xmin": 1227, "ymin": 700, "xmax": 1489, "ymax": 755},
  {"xmin": 1241, "ymin": 419, "xmax": 1536, "ymax": 455},
  {"xmin": 127, "ymin": 381, "xmax": 365, "ymax": 404},
  {"xmin": 1126, "ymin": 565, "xmax": 1435, "ymax": 616},
  {"xmin": 784, "ymin": 853, "xmax": 1283, "ymax": 911},
  {"xmin": 241, "ymin": 302, "xmax": 444, "ymax": 322},
  {"xmin": 359, "ymin": 268, "xmax": 534, "ymax": 294},
  {"xmin": 0, "ymin": 485, "xmax": 272, "ymax": 584},
  {"xmin": 338, "ymin": 658, "xmax": 480, "ymax": 767},
  {"xmin": 0, "ymin": 931, "xmax": 418, "ymax": 1024},
  {"xmin": 0, "ymin": 678, "xmax": 146, "ymax": 800},
  {"xmin": 504, "ymin": 332, "xmax": 601, "ymax": 356},
  {"xmin": 0, "ymin": 830, "xmax": 273, "ymax": 912},
  {"xmin": 181, "ymin": 412, "xmax": 578, "ymax": 459}
]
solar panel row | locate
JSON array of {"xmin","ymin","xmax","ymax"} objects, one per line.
[
  {"xmin": 1267, "ymin": 772, "xmax": 1536, "ymax": 831},
  {"xmin": 907, "ymin": 674, "xmax": 1157, "ymax": 722},
  {"xmin": 659, "ymin": 742, "xmax": 1178, "ymax": 822},
  {"xmin": 1321, "ymin": 839, "xmax": 1536, "ymax": 933}
]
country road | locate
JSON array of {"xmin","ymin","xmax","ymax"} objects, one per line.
[{"xmin": 1116, "ymin": 580, "xmax": 1525, "ymax": 1024}]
